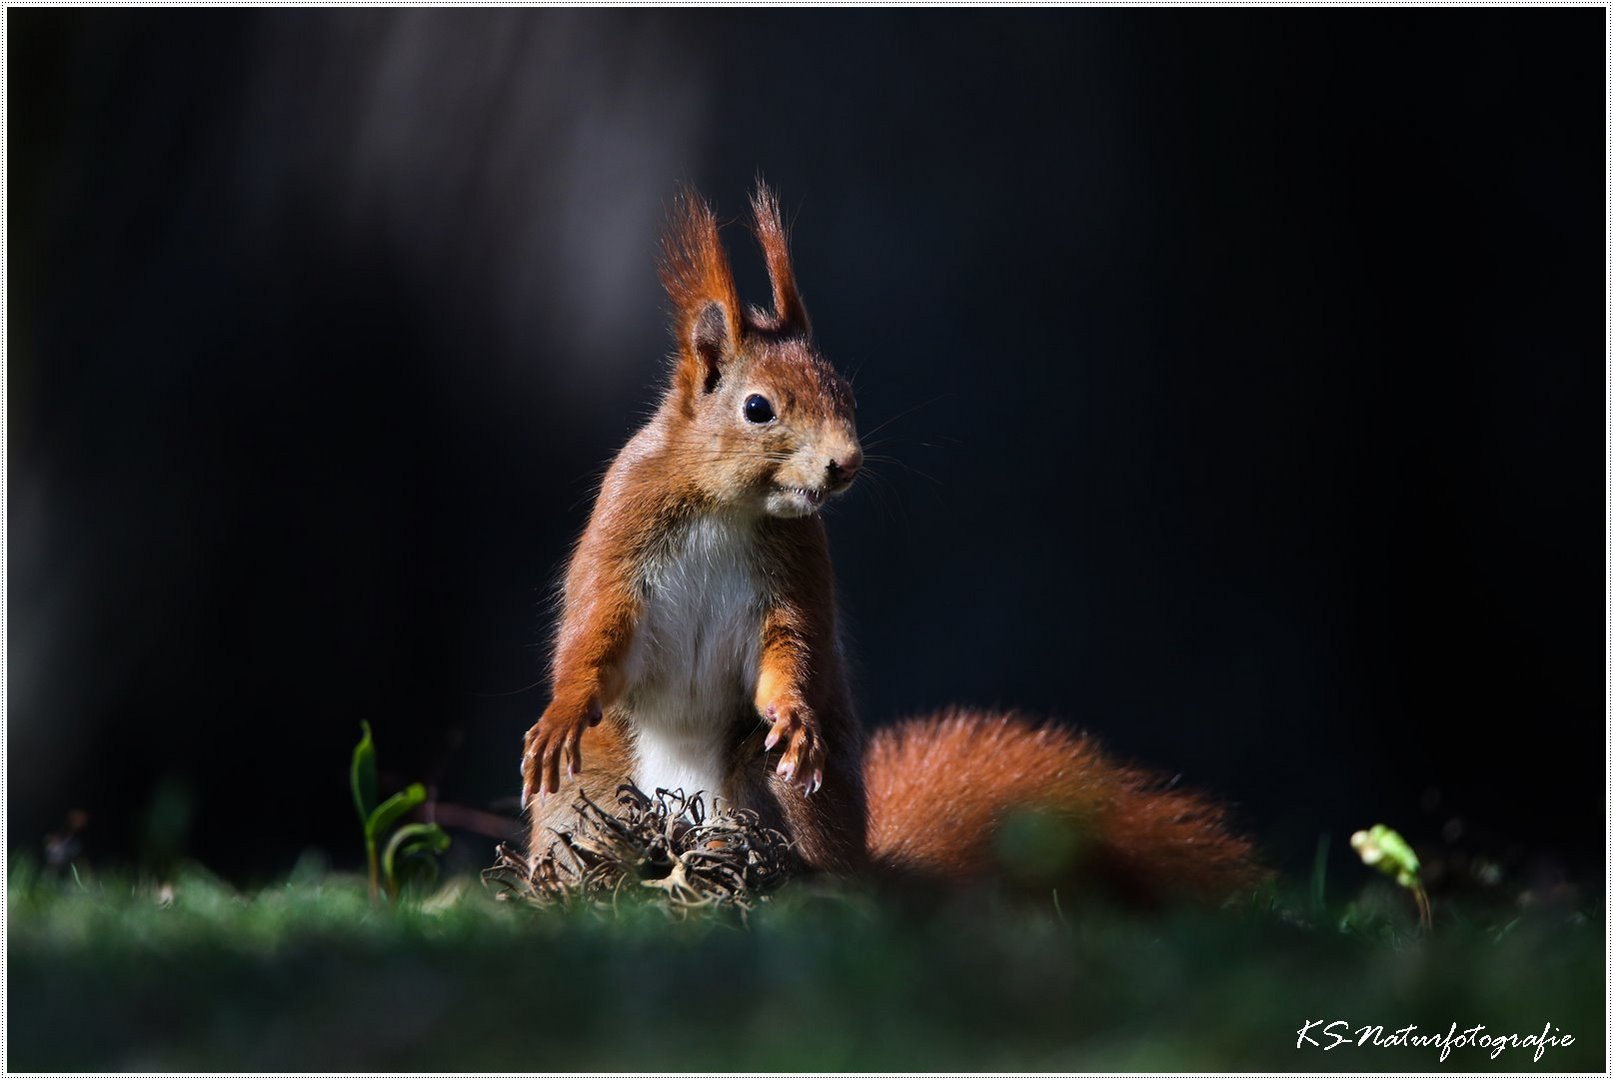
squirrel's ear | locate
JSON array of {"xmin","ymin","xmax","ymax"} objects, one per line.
[
  {"xmin": 750, "ymin": 181, "xmax": 810, "ymax": 336},
  {"xmin": 660, "ymin": 188, "xmax": 743, "ymax": 401},
  {"xmin": 687, "ymin": 300, "xmax": 731, "ymax": 394}
]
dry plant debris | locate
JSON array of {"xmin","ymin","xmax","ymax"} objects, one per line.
[{"xmin": 483, "ymin": 784, "xmax": 793, "ymax": 915}]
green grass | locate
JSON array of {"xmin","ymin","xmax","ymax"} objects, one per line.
[{"xmin": 6, "ymin": 862, "xmax": 1603, "ymax": 1071}]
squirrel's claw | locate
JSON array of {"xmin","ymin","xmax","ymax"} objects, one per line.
[
  {"xmin": 764, "ymin": 701, "xmax": 825, "ymax": 796},
  {"xmin": 519, "ymin": 728, "xmax": 549, "ymax": 809},
  {"xmin": 521, "ymin": 698, "xmax": 600, "ymax": 807}
]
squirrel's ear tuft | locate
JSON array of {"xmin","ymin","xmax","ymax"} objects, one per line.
[
  {"xmin": 750, "ymin": 181, "xmax": 810, "ymax": 336},
  {"xmin": 660, "ymin": 187, "xmax": 743, "ymax": 400}
]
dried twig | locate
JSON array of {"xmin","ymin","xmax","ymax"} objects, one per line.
[{"xmin": 482, "ymin": 784, "xmax": 793, "ymax": 916}]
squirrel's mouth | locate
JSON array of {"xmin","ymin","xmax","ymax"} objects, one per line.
[{"xmin": 765, "ymin": 484, "xmax": 830, "ymax": 518}]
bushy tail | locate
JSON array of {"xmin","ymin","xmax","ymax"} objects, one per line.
[{"xmin": 864, "ymin": 710, "xmax": 1265, "ymax": 904}]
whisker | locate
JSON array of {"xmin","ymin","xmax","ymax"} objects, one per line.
[
  {"xmin": 854, "ymin": 446, "xmax": 943, "ymax": 490},
  {"xmin": 862, "ymin": 453, "xmax": 943, "ymax": 487},
  {"xmin": 858, "ymin": 466, "xmax": 910, "ymax": 530},
  {"xmin": 856, "ymin": 466, "xmax": 899, "ymax": 528},
  {"xmin": 468, "ymin": 679, "xmax": 551, "ymax": 699},
  {"xmin": 858, "ymin": 394, "xmax": 950, "ymax": 443},
  {"xmin": 861, "ymin": 432, "xmax": 960, "ymax": 454}
]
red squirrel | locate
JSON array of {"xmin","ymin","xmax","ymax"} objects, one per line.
[{"xmin": 521, "ymin": 184, "xmax": 1261, "ymax": 902}]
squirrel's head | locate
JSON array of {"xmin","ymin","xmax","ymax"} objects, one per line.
[{"xmin": 659, "ymin": 184, "xmax": 860, "ymax": 519}]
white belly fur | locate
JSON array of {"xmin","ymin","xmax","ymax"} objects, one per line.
[{"xmin": 622, "ymin": 513, "xmax": 763, "ymax": 800}]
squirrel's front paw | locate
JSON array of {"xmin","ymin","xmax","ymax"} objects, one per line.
[
  {"xmin": 521, "ymin": 696, "xmax": 603, "ymax": 807},
  {"xmin": 763, "ymin": 701, "xmax": 825, "ymax": 795}
]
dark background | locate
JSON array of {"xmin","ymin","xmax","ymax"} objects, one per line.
[{"xmin": 9, "ymin": 11, "xmax": 1604, "ymax": 887}]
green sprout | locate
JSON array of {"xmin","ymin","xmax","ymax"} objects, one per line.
[
  {"xmin": 1350, "ymin": 823, "xmax": 1430, "ymax": 928},
  {"xmin": 350, "ymin": 721, "xmax": 450, "ymax": 905}
]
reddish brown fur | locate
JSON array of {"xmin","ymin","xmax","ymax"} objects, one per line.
[
  {"xmin": 524, "ymin": 184, "xmax": 868, "ymax": 874},
  {"xmin": 748, "ymin": 184, "xmax": 810, "ymax": 335},
  {"xmin": 744, "ymin": 513, "xmax": 865, "ymax": 870},
  {"xmin": 867, "ymin": 710, "xmax": 1265, "ymax": 903},
  {"xmin": 659, "ymin": 187, "xmax": 743, "ymax": 384},
  {"xmin": 523, "ymin": 184, "xmax": 1263, "ymax": 903}
]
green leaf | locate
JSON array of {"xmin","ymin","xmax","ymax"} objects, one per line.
[
  {"xmin": 1350, "ymin": 823, "xmax": 1421, "ymax": 885},
  {"xmin": 351, "ymin": 720, "xmax": 378, "ymax": 829},
  {"xmin": 1309, "ymin": 832, "xmax": 1330, "ymax": 917},
  {"xmin": 382, "ymin": 822, "xmax": 451, "ymax": 893},
  {"xmin": 1350, "ymin": 822, "xmax": 1431, "ymax": 928},
  {"xmin": 366, "ymin": 783, "xmax": 427, "ymax": 841}
]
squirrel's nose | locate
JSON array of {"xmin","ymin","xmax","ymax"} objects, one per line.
[{"xmin": 826, "ymin": 446, "xmax": 862, "ymax": 485}]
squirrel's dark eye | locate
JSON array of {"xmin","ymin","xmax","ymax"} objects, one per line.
[{"xmin": 743, "ymin": 394, "xmax": 775, "ymax": 424}]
